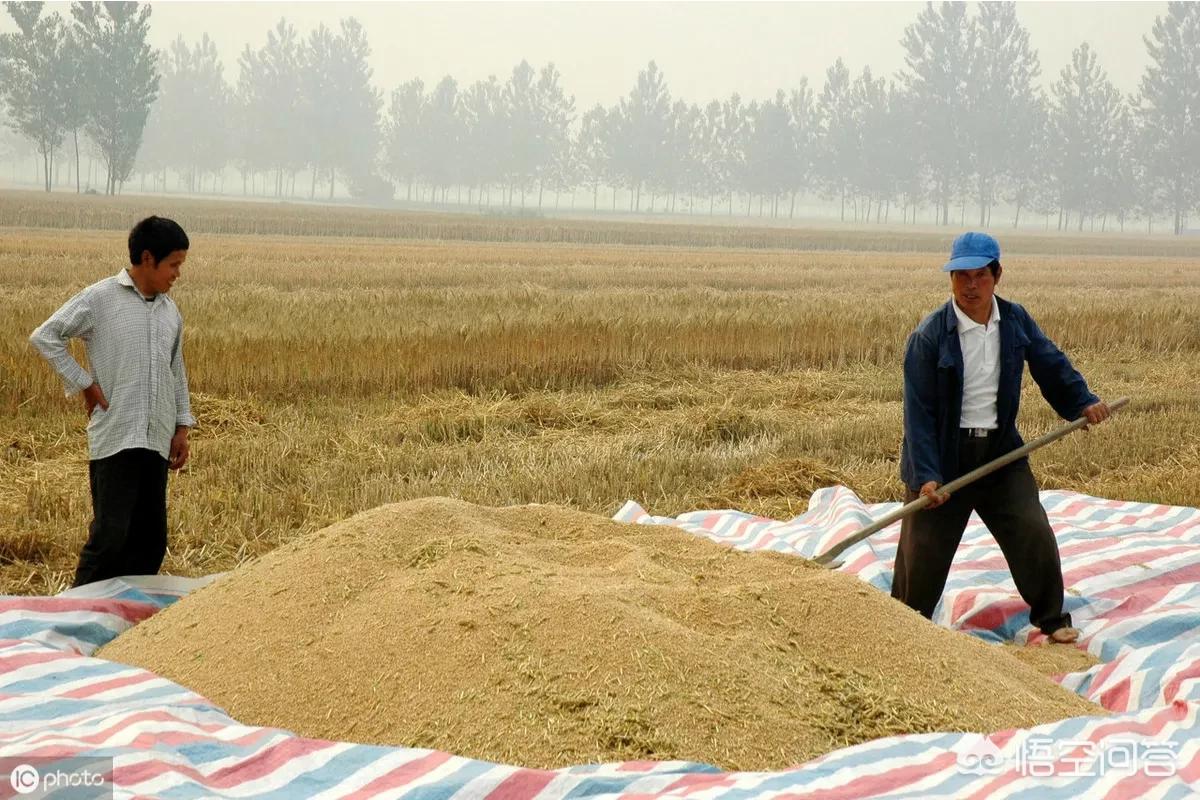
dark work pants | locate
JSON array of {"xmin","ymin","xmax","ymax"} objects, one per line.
[
  {"xmin": 890, "ymin": 433, "xmax": 1072, "ymax": 634},
  {"xmin": 74, "ymin": 448, "xmax": 170, "ymax": 588}
]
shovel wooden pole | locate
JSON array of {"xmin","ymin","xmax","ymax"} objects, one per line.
[{"xmin": 813, "ymin": 396, "xmax": 1131, "ymax": 567}]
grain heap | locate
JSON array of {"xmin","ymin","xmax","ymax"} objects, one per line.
[{"xmin": 100, "ymin": 498, "xmax": 1102, "ymax": 770}]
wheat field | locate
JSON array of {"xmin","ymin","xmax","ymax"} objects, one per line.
[{"xmin": 2, "ymin": 218, "xmax": 1199, "ymax": 594}]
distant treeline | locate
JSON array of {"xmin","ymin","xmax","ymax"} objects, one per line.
[{"xmin": 1, "ymin": 2, "xmax": 1198, "ymax": 233}]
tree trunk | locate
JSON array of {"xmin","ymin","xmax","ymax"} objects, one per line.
[
  {"xmin": 329, "ymin": 169, "xmax": 335, "ymax": 200},
  {"xmin": 978, "ymin": 174, "xmax": 987, "ymax": 228},
  {"xmin": 71, "ymin": 130, "xmax": 80, "ymax": 193}
]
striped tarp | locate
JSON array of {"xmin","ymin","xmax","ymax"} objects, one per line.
[{"xmin": 1, "ymin": 488, "xmax": 1198, "ymax": 798}]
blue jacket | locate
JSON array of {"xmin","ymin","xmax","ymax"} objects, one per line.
[{"xmin": 900, "ymin": 297, "xmax": 1098, "ymax": 491}]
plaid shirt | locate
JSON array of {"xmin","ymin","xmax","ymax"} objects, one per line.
[{"xmin": 30, "ymin": 268, "xmax": 196, "ymax": 462}]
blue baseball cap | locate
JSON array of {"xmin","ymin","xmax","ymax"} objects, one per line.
[{"xmin": 943, "ymin": 231, "xmax": 1000, "ymax": 272}]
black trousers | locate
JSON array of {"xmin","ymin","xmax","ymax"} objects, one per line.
[
  {"xmin": 890, "ymin": 432, "xmax": 1071, "ymax": 634},
  {"xmin": 74, "ymin": 448, "xmax": 170, "ymax": 588}
]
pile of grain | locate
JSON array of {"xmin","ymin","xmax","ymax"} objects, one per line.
[{"xmin": 100, "ymin": 498, "xmax": 1102, "ymax": 770}]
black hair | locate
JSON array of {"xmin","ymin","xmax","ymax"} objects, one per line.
[
  {"xmin": 988, "ymin": 259, "xmax": 1001, "ymax": 279},
  {"xmin": 128, "ymin": 216, "xmax": 189, "ymax": 266}
]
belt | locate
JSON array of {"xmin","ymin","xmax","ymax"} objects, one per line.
[{"xmin": 961, "ymin": 427, "xmax": 995, "ymax": 439}]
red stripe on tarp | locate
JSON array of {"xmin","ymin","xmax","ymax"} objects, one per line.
[
  {"xmin": 478, "ymin": 766, "xmax": 556, "ymax": 800},
  {"xmin": 19, "ymin": 708, "xmax": 261, "ymax": 748},
  {"xmin": 0, "ymin": 645, "xmax": 77, "ymax": 672},
  {"xmin": 61, "ymin": 670, "xmax": 157, "ymax": 699},
  {"xmin": 759, "ymin": 751, "xmax": 960, "ymax": 800},
  {"xmin": 119, "ymin": 736, "xmax": 341, "ymax": 789},
  {"xmin": 0, "ymin": 598, "xmax": 159, "ymax": 623},
  {"xmin": 658, "ymin": 772, "xmax": 739, "ymax": 795},
  {"xmin": 1099, "ymin": 677, "xmax": 1133, "ymax": 712},
  {"xmin": 345, "ymin": 750, "xmax": 457, "ymax": 798}
]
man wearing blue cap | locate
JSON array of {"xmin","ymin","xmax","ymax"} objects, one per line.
[{"xmin": 894, "ymin": 232, "xmax": 1111, "ymax": 644}]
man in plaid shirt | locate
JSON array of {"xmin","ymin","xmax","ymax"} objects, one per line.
[{"xmin": 30, "ymin": 216, "xmax": 196, "ymax": 587}]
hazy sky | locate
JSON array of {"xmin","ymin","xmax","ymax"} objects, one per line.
[{"xmin": 7, "ymin": 2, "xmax": 1169, "ymax": 108}]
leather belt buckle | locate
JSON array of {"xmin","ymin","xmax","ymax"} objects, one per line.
[{"xmin": 963, "ymin": 427, "xmax": 991, "ymax": 439}]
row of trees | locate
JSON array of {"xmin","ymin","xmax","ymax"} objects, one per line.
[
  {"xmin": 0, "ymin": 1, "xmax": 157, "ymax": 195},
  {"xmin": 2, "ymin": 2, "xmax": 1198, "ymax": 231}
]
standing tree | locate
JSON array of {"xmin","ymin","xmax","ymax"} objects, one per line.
[
  {"xmin": 326, "ymin": 18, "xmax": 381, "ymax": 199},
  {"xmin": 460, "ymin": 76, "xmax": 504, "ymax": 205},
  {"xmin": 71, "ymin": 1, "xmax": 159, "ymax": 195},
  {"xmin": 576, "ymin": 104, "xmax": 612, "ymax": 210},
  {"xmin": 816, "ymin": 58, "xmax": 857, "ymax": 221},
  {"xmin": 382, "ymin": 78, "xmax": 425, "ymax": 202},
  {"xmin": 786, "ymin": 80, "xmax": 817, "ymax": 218},
  {"xmin": 1099, "ymin": 107, "xmax": 1139, "ymax": 231},
  {"xmin": 141, "ymin": 34, "xmax": 231, "ymax": 193},
  {"xmin": 297, "ymin": 20, "xmax": 381, "ymax": 200},
  {"xmin": 900, "ymin": 1, "xmax": 974, "ymax": 224},
  {"xmin": 1047, "ymin": 42, "xmax": 1125, "ymax": 230},
  {"xmin": 57, "ymin": 25, "xmax": 88, "ymax": 192},
  {"xmin": 534, "ymin": 63, "xmax": 574, "ymax": 208},
  {"xmin": 0, "ymin": 2, "xmax": 70, "ymax": 191},
  {"xmin": 1003, "ymin": 94, "xmax": 1050, "ymax": 228},
  {"xmin": 501, "ymin": 60, "xmax": 539, "ymax": 206},
  {"xmin": 888, "ymin": 89, "xmax": 927, "ymax": 224},
  {"xmin": 612, "ymin": 61, "xmax": 672, "ymax": 212},
  {"xmin": 297, "ymin": 22, "xmax": 337, "ymax": 197},
  {"xmin": 743, "ymin": 91, "xmax": 796, "ymax": 217},
  {"xmin": 966, "ymin": 1, "xmax": 1042, "ymax": 227},
  {"xmin": 714, "ymin": 93, "xmax": 746, "ymax": 215},
  {"xmin": 422, "ymin": 75, "xmax": 463, "ymax": 202},
  {"xmin": 851, "ymin": 67, "xmax": 898, "ymax": 223},
  {"xmin": 1136, "ymin": 1, "xmax": 1200, "ymax": 234},
  {"xmin": 236, "ymin": 19, "xmax": 304, "ymax": 197}
]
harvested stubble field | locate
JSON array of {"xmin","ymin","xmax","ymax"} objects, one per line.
[{"xmin": 2, "ymin": 207, "xmax": 1200, "ymax": 597}]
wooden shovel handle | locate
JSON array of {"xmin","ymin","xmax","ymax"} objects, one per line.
[{"xmin": 814, "ymin": 396, "xmax": 1131, "ymax": 567}]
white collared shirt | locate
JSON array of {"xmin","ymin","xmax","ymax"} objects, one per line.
[
  {"xmin": 952, "ymin": 296, "xmax": 1001, "ymax": 430},
  {"xmin": 30, "ymin": 268, "xmax": 196, "ymax": 461}
]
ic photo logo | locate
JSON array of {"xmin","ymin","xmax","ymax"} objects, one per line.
[
  {"xmin": 3, "ymin": 759, "xmax": 110, "ymax": 798},
  {"xmin": 8, "ymin": 764, "xmax": 39, "ymax": 795}
]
